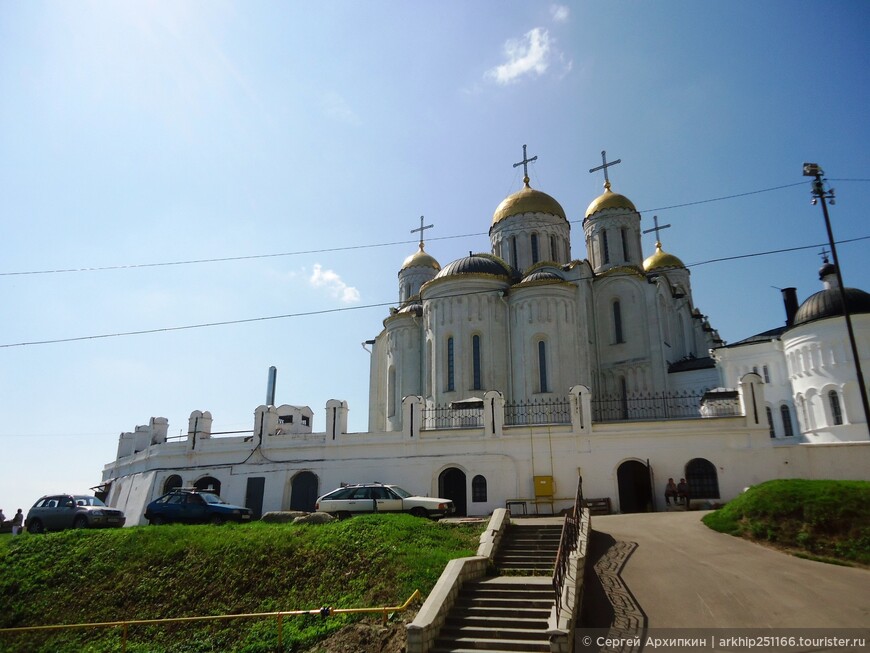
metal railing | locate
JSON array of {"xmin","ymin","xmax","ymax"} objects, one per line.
[
  {"xmin": 421, "ymin": 404, "xmax": 483, "ymax": 429},
  {"xmin": 592, "ymin": 389, "xmax": 711, "ymax": 422},
  {"xmin": 504, "ymin": 397, "xmax": 571, "ymax": 426},
  {"xmin": 553, "ymin": 476, "xmax": 583, "ymax": 621},
  {"xmin": 0, "ymin": 590, "xmax": 421, "ymax": 652}
]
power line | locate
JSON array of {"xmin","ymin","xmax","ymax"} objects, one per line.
[
  {"xmin": 2, "ymin": 235, "xmax": 866, "ymax": 350},
  {"xmin": 0, "ymin": 179, "xmax": 836, "ymax": 277}
]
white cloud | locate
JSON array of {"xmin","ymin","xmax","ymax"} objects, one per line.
[
  {"xmin": 309, "ymin": 264, "xmax": 361, "ymax": 303},
  {"xmin": 551, "ymin": 5, "xmax": 570, "ymax": 22},
  {"xmin": 486, "ymin": 28, "xmax": 552, "ymax": 85}
]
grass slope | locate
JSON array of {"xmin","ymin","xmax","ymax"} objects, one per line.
[
  {"xmin": 702, "ymin": 479, "xmax": 870, "ymax": 565},
  {"xmin": 0, "ymin": 515, "xmax": 483, "ymax": 653}
]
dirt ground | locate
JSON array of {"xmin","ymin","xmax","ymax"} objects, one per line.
[{"xmin": 299, "ymin": 620, "xmax": 408, "ymax": 653}]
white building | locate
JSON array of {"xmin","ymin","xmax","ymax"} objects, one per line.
[{"xmin": 101, "ymin": 160, "xmax": 870, "ymax": 524}]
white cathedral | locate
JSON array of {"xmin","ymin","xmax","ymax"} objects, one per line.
[{"xmin": 101, "ymin": 152, "xmax": 870, "ymax": 523}]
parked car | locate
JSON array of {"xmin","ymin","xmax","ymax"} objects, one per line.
[
  {"xmin": 145, "ymin": 488, "xmax": 253, "ymax": 525},
  {"xmin": 25, "ymin": 494, "xmax": 126, "ymax": 533},
  {"xmin": 315, "ymin": 483, "xmax": 455, "ymax": 519}
]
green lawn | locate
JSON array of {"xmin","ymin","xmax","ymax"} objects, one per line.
[
  {"xmin": 702, "ymin": 479, "xmax": 870, "ymax": 566},
  {"xmin": 0, "ymin": 514, "xmax": 483, "ymax": 652}
]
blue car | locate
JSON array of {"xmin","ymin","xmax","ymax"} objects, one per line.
[{"xmin": 145, "ymin": 488, "xmax": 252, "ymax": 525}]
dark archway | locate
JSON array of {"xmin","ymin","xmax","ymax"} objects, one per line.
[
  {"xmin": 290, "ymin": 471, "xmax": 319, "ymax": 512},
  {"xmin": 439, "ymin": 467, "xmax": 467, "ymax": 516},
  {"xmin": 617, "ymin": 460, "xmax": 652, "ymax": 513},
  {"xmin": 195, "ymin": 476, "xmax": 221, "ymax": 495},
  {"xmin": 685, "ymin": 458, "xmax": 720, "ymax": 500},
  {"xmin": 163, "ymin": 474, "xmax": 183, "ymax": 494}
]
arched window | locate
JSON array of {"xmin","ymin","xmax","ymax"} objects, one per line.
[
  {"xmin": 538, "ymin": 340, "xmax": 549, "ymax": 393},
  {"xmin": 685, "ymin": 458, "xmax": 720, "ymax": 499},
  {"xmin": 613, "ymin": 300, "xmax": 624, "ymax": 344},
  {"xmin": 472, "ymin": 475, "xmax": 487, "ymax": 503},
  {"xmin": 780, "ymin": 405, "xmax": 794, "ymax": 437},
  {"xmin": 447, "ymin": 337, "xmax": 455, "ymax": 392},
  {"xmin": 602, "ymin": 230, "xmax": 610, "ymax": 264},
  {"xmin": 619, "ymin": 376, "xmax": 628, "ymax": 420},
  {"xmin": 621, "ymin": 227, "xmax": 630, "ymax": 261},
  {"xmin": 766, "ymin": 407, "xmax": 775, "ymax": 437},
  {"xmin": 829, "ymin": 390, "xmax": 843, "ymax": 425},
  {"xmin": 531, "ymin": 233, "xmax": 539, "ymax": 264},
  {"xmin": 194, "ymin": 476, "xmax": 221, "ymax": 495},
  {"xmin": 472, "ymin": 335, "xmax": 482, "ymax": 390},
  {"xmin": 388, "ymin": 366, "xmax": 396, "ymax": 417},
  {"xmin": 510, "ymin": 236, "xmax": 518, "ymax": 269},
  {"xmin": 163, "ymin": 474, "xmax": 183, "ymax": 494}
]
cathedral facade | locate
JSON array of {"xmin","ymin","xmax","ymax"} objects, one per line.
[{"xmin": 100, "ymin": 156, "xmax": 870, "ymax": 524}]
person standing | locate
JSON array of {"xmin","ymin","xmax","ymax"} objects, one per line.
[
  {"xmin": 11, "ymin": 509, "xmax": 24, "ymax": 535},
  {"xmin": 0, "ymin": 508, "xmax": 6, "ymax": 525}
]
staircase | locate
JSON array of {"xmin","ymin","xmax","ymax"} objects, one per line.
[
  {"xmin": 431, "ymin": 522, "xmax": 562, "ymax": 653},
  {"xmin": 493, "ymin": 523, "xmax": 562, "ymax": 575}
]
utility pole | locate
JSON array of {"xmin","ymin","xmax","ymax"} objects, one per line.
[{"xmin": 803, "ymin": 163, "xmax": 870, "ymax": 437}]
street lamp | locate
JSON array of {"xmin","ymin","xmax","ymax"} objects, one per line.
[{"xmin": 803, "ymin": 163, "xmax": 870, "ymax": 437}]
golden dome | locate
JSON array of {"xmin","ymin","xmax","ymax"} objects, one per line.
[
  {"xmin": 584, "ymin": 181, "xmax": 637, "ymax": 218},
  {"xmin": 492, "ymin": 178, "xmax": 566, "ymax": 225},
  {"xmin": 643, "ymin": 241, "xmax": 685, "ymax": 272},
  {"xmin": 401, "ymin": 244, "xmax": 441, "ymax": 271}
]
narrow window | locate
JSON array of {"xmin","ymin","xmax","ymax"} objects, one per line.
[
  {"xmin": 621, "ymin": 227, "xmax": 630, "ymax": 262},
  {"xmin": 472, "ymin": 475, "xmax": 487, "ymax": 502},
  {"xmin": 531, "ymin": 233, "xmax": 539, "ymax": 264},
  {"xmin": 763, "ymin": 365, "xmax": 770, "ymax": 383},
  {"xmin": 447, "ymin": 337, "xmax": 455, "ymax": 392},
  {"xmin": 829, "ymin": 390, "xmax": 843, "ymax": 425},
  {"xmin": 472, "ymin": 335, "xmax": 482, "ymax": 390},
  {"xmin": 388, "ymin": 367, "xmax": 396, "ymax": 417},
  {"xmin": 510, "ymin": 236, "xmax": 518, "ymax": 269},
  {"xmin": 602, "ymin": 230, "xmax": 610, "ymax": 264},
  {"xmin": 781, "ymin": 405, "xmax": 794, "ymax": 437},
  {"xmin": 538, "ymin": 340, "xmax": 549, "ymax": 393},
  {"xmin": 550, "ymin": 234, "xmax": 558, "ymax": 262},
  {"xmin": 766, "ymin": 407, "xmax": 775, "ymax": 438},
  {"xmin": 619, "ymin": 377, "xmax": 628, "ymax": 419},
  {"xmin": 613, "ymin": 300, "xmax": 624, "ymax": 344}
]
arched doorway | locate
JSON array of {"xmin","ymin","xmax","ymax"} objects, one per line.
[
  {"xmin": 617, "ymin": 460, "xmax": 652, "ymax": 513},
  {"xmin": 439, "ymin": 467, "xmax": 467, "ymax": 516},
  {"xmin": 195, "ymin": 476, "xmax": 221, "ymax": 495},
  {"xmin": 163, "ymin": 475, "xmax": 183, "ymax": 494},
  {"xmin": 290, "ymin": 471, "xmax": 319, "ymax": 512}
]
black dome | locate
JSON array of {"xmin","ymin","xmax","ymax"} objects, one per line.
[
  {"xmin": 434, "ymin": 253, "xmax": 517, "ymax": 280},
  {"xmin": 792, "ymin": 287, "xmax": 870, "ymax": 327}
]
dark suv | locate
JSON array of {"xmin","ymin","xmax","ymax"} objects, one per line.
[
  {"xmin": 145, "ymin": 488, "xmax": 253, "ymax": 525},
  {"xmin": 26, "ymin": 495, "xmax": 126, "ymax": 533}
]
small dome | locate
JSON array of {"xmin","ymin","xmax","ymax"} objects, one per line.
[
  {"xmin": 401, "ymin": 244, "xmax": 441, "ymax": 272},
  {"xmin": 434, "ymin": 253, "xmax": 516, "ymax": 280},
  {"xmin": 398, "ymin": 302, "xmax": 423, "ymax": 316},
  {"xmin": 792, "ymin": 287, "xmax": 870, "ymax": 327},
  {"xmin": 492, "ymin": 179, "xmax": 566, "ymax": 225},
  {"xmin": 585, "ymin": 181, "xmax": 637, "ymax": 218},
  {"xmin": 643, "ymin": 241, "xmax": 685, "ymax": 272},
  {"xmin": 519, "ymin": 269, "xmax": 565, "ymax": 285}
]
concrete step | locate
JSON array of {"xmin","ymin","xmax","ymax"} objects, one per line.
[
  {"xmin": 456, "ymin": 597, "xmax": 552, "ymax": 610},
  {"xmin": 445, "ymin": 615, "xmax": 547, "ymax": 630},
  {"xmin": 463, "ymin": 585, "xmax": 553, "ymax": 598},
  {"xmin": 431, "ymin": 636, "xmax": 549, "ymax": 652},
  {"xmin": 439, "ymin": 625, "xmax": 548, "ymax": 641}
]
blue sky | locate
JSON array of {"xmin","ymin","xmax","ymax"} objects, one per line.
[{"xmin": 1, "ymin": 1, "xmax": 868, "ymax": 515}]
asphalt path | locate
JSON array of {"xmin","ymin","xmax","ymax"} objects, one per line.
[{"xmin": 581, "ymin": 510, "xmax": 869, "ymax": 630}]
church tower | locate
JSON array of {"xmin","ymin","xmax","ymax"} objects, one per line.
[{"xmin": 489, "ymin": 146, "xmax": 571, "ymax": 272}]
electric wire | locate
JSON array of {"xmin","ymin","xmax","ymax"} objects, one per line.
[
  {"xmin": 2, "ymin": 178, "xmax": 853, "ymax": 277},
  {"xmin": 1, "ymin": 235, "xmax": 867, "ymax": 350}
]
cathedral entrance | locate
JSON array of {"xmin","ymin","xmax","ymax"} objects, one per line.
[
  {"xmin": 616, "ymin": 460, "xmax": 652, "ymax": 513},
  {"xmin": 290, "ymin": 471, "xmax": 319, "ymax": 512},
  {"xmin": 439, "ymin": 467, "xmax": 467, "ymax": 517}
]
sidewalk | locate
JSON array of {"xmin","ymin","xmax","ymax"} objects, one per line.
[{"xmin": 582, "ymin": 511, "xmax": 869, "ymax": 629}]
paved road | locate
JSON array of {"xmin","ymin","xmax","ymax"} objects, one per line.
[{"xmin": 582, "ymin": 510, "xmax": 869, "ymax": 630}]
